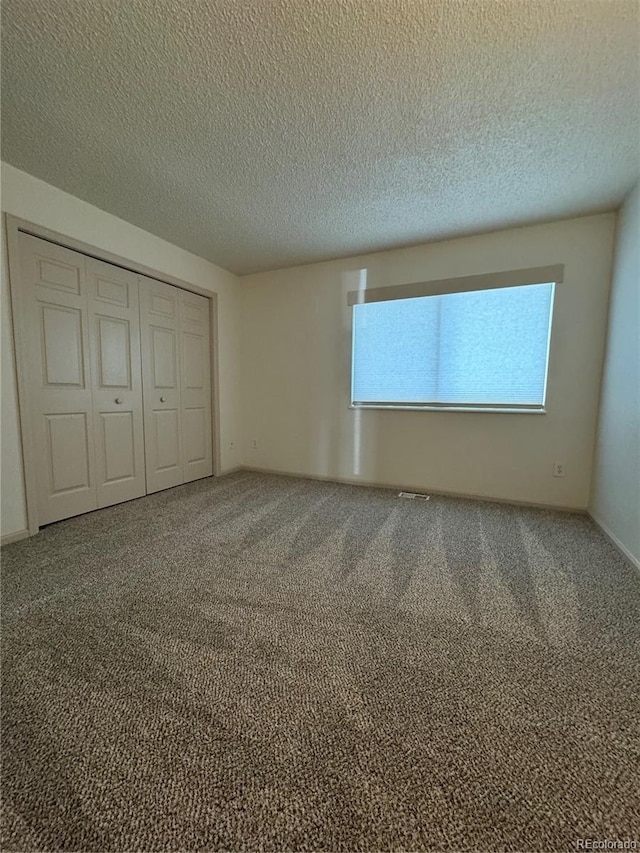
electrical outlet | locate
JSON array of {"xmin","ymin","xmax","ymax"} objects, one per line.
[
  {"xmin": 250, "ymin": 439, "xmax": 258, "ymax": 450},
  {"xmin": 553, "ymin": 461, "xmax": 565, "ymax": 478}
]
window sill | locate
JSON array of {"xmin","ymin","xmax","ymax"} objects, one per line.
[{"xmin": 349, "ymin": 404, "xmax": 547, "ymax": 414}]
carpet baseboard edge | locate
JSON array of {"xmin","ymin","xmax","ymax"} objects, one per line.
[
  {"xmin": 588, "ymin": 511, "xmax": 640, "ymax": 574},
  {"xmin": 218, "ymin": 465, "xmax": 245, "ymax": 477},
  {"xmin": 1, "ymin": 529, "xmax": 30, "ymax": 547},
  {"xmin": 239, "ymin": 465, "xmax": 587, "ymax": 514}
]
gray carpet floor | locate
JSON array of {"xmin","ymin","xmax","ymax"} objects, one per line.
[{"xmin": 1, "ymin": 471, "xmax": 639, "ymax": 852}]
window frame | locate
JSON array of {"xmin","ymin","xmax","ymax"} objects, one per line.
[{"xmin": 348, "ymin": 266, "xmax": 561, "ymax": 414}]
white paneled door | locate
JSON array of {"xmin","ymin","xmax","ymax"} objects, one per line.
[
  {"xmin": 16, "ymin": 233, "xmax": 214, "ymax": 528},
  {"xmin": 180, "ymin": 289, "xmax": 213, "ymax": 484},
  {"xmin": 139, "ymin": 277, "xmax": 213, "ymax": 493},
  {"xmin": 86, "ymin": 258, "xmax": 146, "ymax": 508},
  {"xmin": 139, "ymin": 277, "xmax": 183, "ymax": 494},
  {"xmin": 19, "ymin": 233, "xmax": 98, "ymax": 524}
]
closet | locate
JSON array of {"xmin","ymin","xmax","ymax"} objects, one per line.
[
  {"xmin": 16, "ymin": 232, "xmax": 213, "ymax": 526},
  {"xmin": 139, "ymin": 277, "xmax": 212, "ymax": 493}
]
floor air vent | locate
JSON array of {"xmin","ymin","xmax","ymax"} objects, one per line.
[{"xmin": 398, "ymin": 491, "xmax": 431, "ymax": 500}]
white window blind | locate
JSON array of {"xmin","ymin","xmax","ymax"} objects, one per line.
[{"xmin": 351, "ymin": 282, "xmax": 555, "ymax": 410}]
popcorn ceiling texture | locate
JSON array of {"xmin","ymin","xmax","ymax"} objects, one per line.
[{"xmin": 2, "ymin": 0, "xmax": 639, "ymax": 274}]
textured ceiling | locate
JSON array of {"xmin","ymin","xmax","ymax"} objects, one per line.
[{"xmin": 2, "ymin": 0, "xmax": 639, "ymax": 274}]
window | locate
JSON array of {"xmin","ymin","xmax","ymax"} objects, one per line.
[{"xmin": 351, "ymin": 280, "xmax": 555, "ymax": 411}]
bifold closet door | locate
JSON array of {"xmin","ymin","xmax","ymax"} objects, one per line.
[
  {"xmin": 86, "ymin": 258, "xmax": 146, "ymax": 508},
  {"xmin": 139, "ymin": 277, "xmax": 184, "ymax": 493},
  {"xmin": 18, "ymin": 235, "xmax": 147, "ymax": 524},
  {"xmin": 18, "ymin": 234, "xmax": 98, "ymax": 525},
  {"xmin": 139, "ymin": 277, "xmax": 213, "ymax": 494},
  {"xmin": 16, "ymin": 234, "xmax": 213, "ymax": 525},
  {"xmin": 179, "ymin": 289, "xmax": 213, "ymax": 483}
]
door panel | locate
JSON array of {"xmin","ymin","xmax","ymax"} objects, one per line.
[
  {"xmin": 139, "ymin": 277, "xmax": 183, "ymax": 493},
  {"xmin": 100, "ymin": 412, "xmax": 136, "ymax": 483},
  {"xmin": 154, "ymin": 409, "xmax": 181, "ymax": 470},
  {"xmin": 151, "ymin": 327, "xmax": 178, "ymax": 388},
  {"xmin": 35, "ymin": 257, "xmax": 82, "ymax": 295},
  {"xmin": 97, "ymin": 317, "xmax": 131, "ymax": 387},
  {"xmin": 87, "ymin": 257, "xmax": 146, "ymax": 508},
  {"xmin": 40, "ymin": 304, "xmax": 85, "ymax": 386},
  {"xmin": 19, "ymin": 234, "xmax": 98, "ymax": 524},
  {"xmin": 182, "ymin": 333, "xmax": 205, "ymax": 389},
  {"xmin": 183, "ymin": 407, "xmax": 207, "ymax": 464},
  {"xmin": 95, "ymin": 273, "xmax": 130, "ymax": 307},
  {"xmin": 179, "ymin": 291, "xmax": 213, "ymax": 483},
  {"xmin": 45, "ymin": 413, "xmax": 91, "ymax": 494},
  {"xmin": 150, "ymin": 292, "xmax": 177, "ymax": 319}
]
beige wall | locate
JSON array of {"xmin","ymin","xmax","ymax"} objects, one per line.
[
  {"xmin": 1, "ymin": 162, "xmax": 623, "ymax": 537},
  {"xmin": 0, "ymin": 163, "xmax": 242, "ymax": 538},
  {"xmin": 241, "ymin": 214, "xmax": 616, "ymax": 509},
  {"xmin": 590, "ymin": 183, "xmax": 640, "ymax": 565}
]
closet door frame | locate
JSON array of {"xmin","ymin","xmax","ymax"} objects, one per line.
[{"xmin": 5, "ymin": 214, "xmax": 222, "ymax": 539}]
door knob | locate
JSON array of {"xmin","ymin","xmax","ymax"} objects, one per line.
[
  {"xmin": 160, "ymin": 396, "xmax": 167, "ymax": 402},
  {"xmin": 115, "ymin": 397, "xmax": 123, "ymax": 404}
]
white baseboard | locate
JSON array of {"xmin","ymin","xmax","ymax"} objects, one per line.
[
  {"xmin": 588, "ymin": 511, "xmax": 640, "ymax": 573},
  {"xmin": 1, "ymin": 528, "xmax": 30, "ymax": 546},
  {"xmin": 218, "ymin": 465, "xmax": 244, "ymax": 477},
  {"xmin": 239, "ymin": 465, "xmax": 586, "ymax": 514}
]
